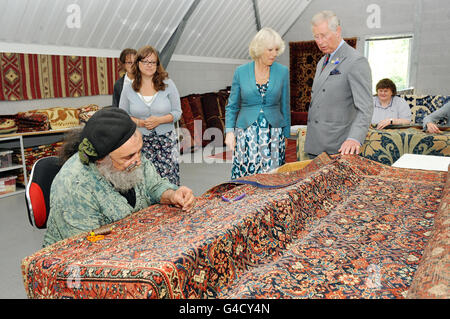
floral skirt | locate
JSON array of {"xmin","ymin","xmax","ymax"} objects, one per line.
[
  {"xmin": 231, "ymin": 113, "xmax": 286, "ymax": 179},
  {"xmin": 142, "ymin": 130, "xmax": 180, "ymax": 186}
]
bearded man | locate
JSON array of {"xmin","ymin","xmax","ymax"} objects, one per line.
[{"xmin": 43, "ymin": 107, "xmax": 194, "ymax": 247}]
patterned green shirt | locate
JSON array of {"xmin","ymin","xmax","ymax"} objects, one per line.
[{"xmin": 43, "ymin": 154, "xmax": 178, "ymax": 247}]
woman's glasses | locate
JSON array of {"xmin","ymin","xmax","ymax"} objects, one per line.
[{"xmin": 139, "ymin": 60, "xmax": 157, "ymax": 66}]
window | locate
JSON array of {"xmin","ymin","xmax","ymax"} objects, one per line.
[{"xmin": 365, "ymin": 35, "xmax": 413, "ymax": 94}]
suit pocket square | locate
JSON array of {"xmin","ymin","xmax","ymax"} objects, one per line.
[{"xmin": 330, "ymin": 69, "xmax": 341, "ymax": 75}]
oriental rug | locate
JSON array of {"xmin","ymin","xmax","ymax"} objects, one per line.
[
  {"xmin": 289, "ymin": 38, "xmax": 357, "ymax": 113},
  {"xmin": 219, "ymin": 156, "xmax": 448, "ymax": 298},
  {"xmin": 22, "ymin": 154, "xmax": 448, "ymax": 299}
]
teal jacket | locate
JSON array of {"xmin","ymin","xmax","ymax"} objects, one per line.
[{"xmin": 225, "ymin": 61, "xmax": 291, "ymax": 138}]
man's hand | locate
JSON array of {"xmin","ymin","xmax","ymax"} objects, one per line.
[
  {"xmin": 338, "ymin": 139, "xmax": 361, "ymax": 155},
  {"xmin": 162, "ymin": 186, "xmax": 195, "ymax": 212},
  {"xmin": 426, "ymin": 122, "xmax": 441, "ymax": 134}
]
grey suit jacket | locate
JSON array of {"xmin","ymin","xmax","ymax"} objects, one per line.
[{"xmin": 304, "ymin": 41, "xmax": 373, "ymax": 155}]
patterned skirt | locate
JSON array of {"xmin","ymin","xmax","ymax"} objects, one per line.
[
  {"xmin": 231, "ymin": 112, "xmax": 286, "ymax": 179},
  {"xmin": 142, "ymin": 130, "xmax": 180, "ymax": 186}
]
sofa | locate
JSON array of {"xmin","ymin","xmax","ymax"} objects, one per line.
[{"xmin": 296, "ymin": 94, "xmax": 450, "ymax": 165}]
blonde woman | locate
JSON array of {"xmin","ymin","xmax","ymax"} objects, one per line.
[{"xmin": 225, "ymin": 27, "xmax": 290, "ymax": 179}]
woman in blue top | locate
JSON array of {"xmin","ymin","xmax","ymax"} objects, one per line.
[
  {"xmin": 120, "ymin": 45, "xmax": 182, "ymax": 185},
  {"xmin": 225, "ymin": 27, "xmax": 290, "ymax": 179}
]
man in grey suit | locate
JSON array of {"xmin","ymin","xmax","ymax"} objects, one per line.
[{"xmin": 305, "ymin": 11, "xmax": 373, "ymax": 156}]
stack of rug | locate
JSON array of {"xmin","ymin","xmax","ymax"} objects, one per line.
[
  {"xmin": 13, "ymin": 141, "xmax": 63, "ymax": 185},
  {"xmin": 16, "ymin": 112, "xmax": 50, "ymax": 133},
  {"xmin": 0, "ymin": 117, "xmax": 17, "ymax": 134}
]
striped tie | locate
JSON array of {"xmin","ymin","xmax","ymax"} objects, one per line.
[{"xmin": 322, "ymin": 54, "xmax": 330, "ymax": 71}]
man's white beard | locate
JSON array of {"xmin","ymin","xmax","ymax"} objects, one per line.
[{"xmin": 97, "ymin": 156, "xmax": 144, "ymax": 192}]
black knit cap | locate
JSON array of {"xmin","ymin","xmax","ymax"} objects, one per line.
[{"xmin": 78, "ymin": 107, "xmax": 137, "ymax": 164}]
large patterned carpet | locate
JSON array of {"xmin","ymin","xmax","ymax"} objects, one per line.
[{"xmin": 22, "ymin": 154, "xmax": 449, "ymax": 299}]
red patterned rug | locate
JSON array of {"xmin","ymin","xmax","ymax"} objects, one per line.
[
  {"xmin": 0, "ymin": 52, "xmax": 121, "ymax": 100},
  {"xmin": 209, "ymin": 138, "xmax": 297, "ymax": 162},
  {"xmin": 22, "ymin": 154, "xmax": 448, "ymax": 299}
]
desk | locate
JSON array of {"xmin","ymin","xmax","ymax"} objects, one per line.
[{"xmin": 392, "ymin": 154, "xmax": 450, "ymax": 171}]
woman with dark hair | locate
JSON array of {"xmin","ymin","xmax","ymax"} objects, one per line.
[
  {"xmin": 112, "ymin": 48, "xmax": 137, "ymax": 107},
  {"xmin": 371, "ymin": 78, "xmax": 411, "ymax": 129},
  {"xmin": 119, "ymin": 45, "xmax": 182, "ymax": 185}
]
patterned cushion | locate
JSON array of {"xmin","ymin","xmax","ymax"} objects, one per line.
[
  {"xmin": 0, "ymin": 118, "xmax": 17, "ymax": 134},
  {"xmin": 296, "ymin": 126, "xmax": 309, "ymax": 161},
  {"xmin": 291, "ymin": 111, "xmax": 308, "ymax": 125},
  {"xmin": 360, "ymin": 127, "xmax": 450, "ymax": 165},
  {"xmin": 400, "ymin": 95, "xmax": 450, "ymax": 124},
  {"xmin": 200, "ymin": 92, "xmax": 226, "ymax": 145},
  {"xmin": 78, "ymin": 104, "xmax": 100, "ymax": 124},
  {"xmin": 33, "ymin": 107, "xmax": 80, "ymax": 129},
  {"xmin": 179, "ymin": 96, "xmax": 204, "ymax": 152}
]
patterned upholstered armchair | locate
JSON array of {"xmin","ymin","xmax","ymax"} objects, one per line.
[
  {"xmin": 401, "ymin": 94, "xmax": 450, "ymax": 125},
  {"xmin": 296, "ymin": 94, "xmax": 450, "ymax": 165}
]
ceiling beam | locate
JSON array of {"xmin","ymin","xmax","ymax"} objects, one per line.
[
  {"xmin": 252, "ymin": 0, "xmax": 262, "ymax": 31},
  {"xmin": 160, "ymin": 0, "xmax": 201, "ymax": 69}
]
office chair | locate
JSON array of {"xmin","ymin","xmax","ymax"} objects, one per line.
[{"xmin": 25, "ymin": 156, "xmax": 61, "ymax": 229}]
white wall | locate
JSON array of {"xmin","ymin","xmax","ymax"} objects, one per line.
[
  {"xmin": 278, "ymin": 0, "xmax": 450, "ymax": 95},
  {"xmin": 166, "ymin": 60, "xmax": 240, "ymax": 97}
]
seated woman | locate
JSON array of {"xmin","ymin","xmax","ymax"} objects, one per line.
[
  {"xmin": 423, "ymin": 101, "xmax": 450, "ymax": 134},
  {"xmin": 371, "ymin": 78, "xmax": 411, "ymax": 129}
]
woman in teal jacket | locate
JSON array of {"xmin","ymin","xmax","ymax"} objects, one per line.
[{"xmin": 225, "ymin": 27, "xmax": 290, "ymax": 179}]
